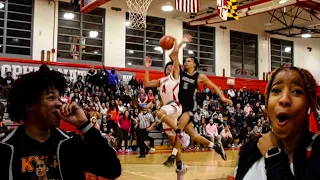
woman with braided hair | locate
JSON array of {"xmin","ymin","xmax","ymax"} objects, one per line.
[{"xmin": 235, "ymin": 67, "xmax": 320, "ymax": 180}]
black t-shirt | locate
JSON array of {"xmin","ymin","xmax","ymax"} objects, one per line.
[{"xmin": 12, "ymin": 128, "xmax": 65, "ymax": 180}]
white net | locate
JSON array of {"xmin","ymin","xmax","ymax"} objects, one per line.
[{"xmin": 126, "ymin": 0, "xmax": 153, "ymax": 29}]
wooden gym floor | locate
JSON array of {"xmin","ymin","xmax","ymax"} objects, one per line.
[{"xmin": 117, "ymin": 149, "xmax": 239, "ymax": 180}]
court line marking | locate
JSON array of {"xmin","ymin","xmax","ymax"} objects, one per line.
[{"xmin": 123, "ymin": 170, "xmax": 165, "ymax": 180}]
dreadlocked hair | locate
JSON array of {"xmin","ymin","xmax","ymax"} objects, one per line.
[
  {"xmin": 265, "ymin": 67, "xmax": 318, "ymax": 119},
  {"xmin": 7, "ymin": 64, "xmax": 67, "ymax": 122}
]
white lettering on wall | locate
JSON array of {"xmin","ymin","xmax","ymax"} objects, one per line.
[
  {"xmin": 11, "ymin": 65, "xmax": 23, "ymax": 79},
  {"xmin": 22, "ymin": 66, "xmax": 35, "ymax": 74},
  {"xmin": 0, "ymin": 63, "xmax": 136, "ymax": 83},
  {"xmin": 1, "ymin": 64, "xmax": 11, "ymax": 77},
  {"xmin": 0, "ymin": 63, "xmax": 90, "ymax": 82}
]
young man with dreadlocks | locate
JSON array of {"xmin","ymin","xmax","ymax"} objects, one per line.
[
  {"xmin": 0, "ymin": 64, "xmax": 121, "ymax": 180},
  {"xmin": 163, "ymin": 35, "xmax": 233, "ymax": 166}
]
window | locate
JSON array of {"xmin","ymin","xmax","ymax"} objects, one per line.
[
  {"xmin": 58, "ymin": 2, "xmax": 105, "ymax": 62},
  {"xmin": 230, "ymin": 31, "xmax": 258, "ymax": 77},
  {"xmin": 0, "ymin": 0, "xmax": 33, "ymax": 57},
  {"xmin": 270, "ymin": 38, "xmax": 293, "ymax": 70},
  {"xmin": 125, "ymin": 13, "xmax": 165, "ymax": 68},
  {"xmin": 183, "ymin": 23, "xmax": 215, "ymax": 73}
]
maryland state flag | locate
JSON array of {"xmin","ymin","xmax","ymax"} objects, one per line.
[
  {"xmin": 227, "ymin": 0, "xmax": 239, "ymax": 20},
  {"xmin": 217, "ymin": 0, "xmax": 239, "ymax": 21}
]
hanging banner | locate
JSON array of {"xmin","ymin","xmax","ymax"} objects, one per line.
[{"xmin": 217, "ymin": 0, "xmax": 228, "ymax": 20}]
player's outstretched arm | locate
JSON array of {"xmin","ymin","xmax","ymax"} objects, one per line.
[
  {"xmin": 198, "ymin": 74, "xmax": 233, "ymax": 106},
  {"xmin": 144, "ymin": 56, "xmax": 160, "ymax": 87},
  {"xmin": 169, "ymin": 34, "xmax": 193, "ymax": 80}
]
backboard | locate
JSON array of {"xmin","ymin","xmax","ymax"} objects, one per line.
[{"xmin": 81, "ymin": 0, "xmax": 111, "ymax": 13}]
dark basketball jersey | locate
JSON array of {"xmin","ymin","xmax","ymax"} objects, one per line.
[{"xmin": 178, "ymin": 71, "xmax": 199, "ymax": 112}]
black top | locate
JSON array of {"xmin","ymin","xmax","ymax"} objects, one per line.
[
  {"xmin": 179, "ymin": 71, "xmax": 199, "ymax": 112},
  {"xmin": 0, "ymin": 122, "xmax": 121, "ymax": 180},
  {"xmin": 12, "ymin": 126, "xmax": 63, "ymax": 180},
  {"xmin": 236, "ymin": 130, "xmax": 320, "ymax": 180}
]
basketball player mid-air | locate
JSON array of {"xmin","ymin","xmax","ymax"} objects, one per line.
[
  {"xmin": 163, "ymin": 34, "xmax": 233, "ymax": 167},
  {"xmin": 144, "ymin": 34, "xmax": 192, "ymax": 179}
]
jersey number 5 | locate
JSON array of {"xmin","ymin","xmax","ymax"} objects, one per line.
[{"xmin": 183, "ymin": 82, "xmax": 189, "ymax": 89}]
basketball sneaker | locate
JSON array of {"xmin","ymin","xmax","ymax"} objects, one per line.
[
  {"xmin": 214, "ymin": 143, "xmax": 227, "ymax": 161},
  {"xmin": 163, "ymin": 155, "xmax": 176, "ymax": 167},
  {"xmin": 117, "ymin": 149, "xmax": 122, "ymax": 154},
  {"xmin": 176, "ymin": 164, "xmax": 188, "ymax": 180},
  {"xmin": 180, "ymin": 132, "xmax": 190, "ymax": 148}
]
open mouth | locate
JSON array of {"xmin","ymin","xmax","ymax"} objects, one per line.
[
  {"xmin": 276, "ymin": 113, "xmax": 291, "ymax": 123},
  {"xmin": 52, "ymin": 112, "xmax": 60, "ymax": 119}
]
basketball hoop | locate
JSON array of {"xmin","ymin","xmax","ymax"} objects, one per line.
[{"xmin": 126, "ymin": 0, "xmax": 153, "ymax": 29}]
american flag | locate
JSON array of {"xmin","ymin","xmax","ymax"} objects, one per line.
[{"xmin": 175, "ymin": 0, "xmax": 200, "ymax": 13}]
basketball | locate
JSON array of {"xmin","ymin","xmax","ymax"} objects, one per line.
[{"xmin": 159, "ymin": 35, "xmax": 174, "ymax": 50}]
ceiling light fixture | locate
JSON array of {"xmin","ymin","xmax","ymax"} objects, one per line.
[
  {"xmin": 154, "ymin": 46, "xmax": 163, "ymax": 53},
  {"xmin": 64, "ymin": 13, "xmax": 74, "ymax": 20},
  {"xmin": 279, "ymin": 0, "xmax": 288, "ymax": 4},
  {"xmin": 284, "ymin": 47, "xmax": 291, "ymax": 52},
  {"xmin": 0, "ymin": 2, "xmax": 4, "ymax": 9},
  {"xmin": 302, "ymin": 33, "xmax": 311, "ymax": 38},
  {"xmin": 89, "ymin": 31, "xmax": 98, "ymax": 38},
  {"xmin": 162, "ymin": 1, "xmax": 174, "ymax": 12},
  {"xmin": 188, "ymin": 50, "xmax": 194, "ymax": 54}
]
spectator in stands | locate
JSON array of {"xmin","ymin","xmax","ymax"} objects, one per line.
[
  {"xmin": 253, "ymin": 102, "xmax": 263, "ymax": 117},
  {"xmin": 245, "ymin": 110, "xmax": 255, "ymax": 128},
  {"xmin": 86, "ymin": 66, "xmax": 95, "ymax": 84},
  {"xmin": 205, "ymin": 119, "xmax": 221, "ymax": 147},
  {"xmin": 229, "ymin": 118, "xmax": 240, "ymax": 147},
  {"xmin": 130, "ymin": 108, "xmax": 139, "ymax": 151},
  {"xmin": 128, "ymin": 76, "xmax": 138, "ymax": 90},
  {"xmin": 227, "ymin": 87, "xmax": 235, "ymax": 99},
  {"xmin": 2, "ymin": 71, "xmax": 14, "ymax": 97},
  {"xmin": 100, "ymin": 116, "xmax": 108, "ymax": 134},
  {"xmin": 107, "ymin": 99, "xmax": 119, "ymax": 136},
  {"xmin": 138, "ymin": 88, "xmax": 150, "ymax": 108},
  {"xmin": 123, "ymin": 85, "xmax": 133, "ymax": 105},
  {"xmin": 116, "ymin": 110, "xmax": 131, "ymax": 153},
  {"xmin": 254, "ymin": 88, "xmax": 265, "ymax": 104},
  {"xmin": 90, "ymin": 114, "xmax": 100, "ymax": 131},
  {"xmin": 244, "ymin": 103, "xmax": 252, "ymax": 116},
  {"xmin": 250, "ymin": 119, "xmax": 263, "ymax": 137},
  {"xmin": 220, "ymin": 124, "xmax": 233, "ymax": 148},
  {"xmin": 262, "ymin": 118, "xmax": 271, "ymax": 134},
  {"xmin": 103, "ymin": 65, "xmax": 119, "ymax": 96},
  {"xmin": 92, "ymin": 70, "xmax": 106, "ymax": 91},
  {"xmin": 203, "ymin": 95, "xmax": 210, "ymax": 106},
  {"xmin": 238, "ymin": 121, "xmax": 249, "ymax": 145},
  {"xmin": 1, "ymin": 64, "xmax": 121, "ymax": 179}
]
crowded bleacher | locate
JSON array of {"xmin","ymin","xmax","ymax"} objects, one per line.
[{"xmin": 0, "ymin": 66, "xmax": 319, "ymax": 155}]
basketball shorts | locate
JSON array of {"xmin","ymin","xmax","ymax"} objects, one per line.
[
  {"xmin": 180, "ymin": 107, "xmax": 195, "ymax": 124},
  {"xmin": 162, "ymin": 102, "xmax": 182, "ymax": 136}
]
